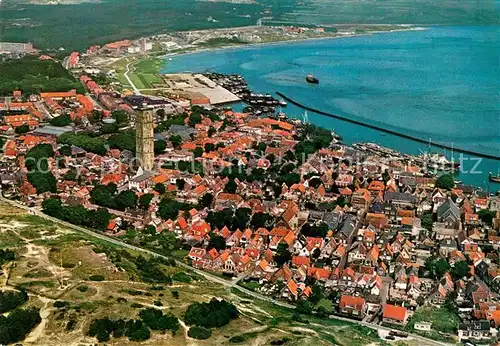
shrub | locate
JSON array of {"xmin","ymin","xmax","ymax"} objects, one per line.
[
  {"xmin": 0, "ymin": 308, "xmax": 42, "ymax": 344},
  {"xmin": 184, "ymin": 298, "xmax": 239, "ymax": 328},
  {"xmin": 0, "ymin": 289, "xmax": 29, "ymax": 313},
  {"xmin": 53, "ymin": 300, "xmax": 69, "ymax": 308},
  {"xmin": 188, "ymin": 326, "xmax": 212, "ymax": 340},
  {"xmin": 76, "ymin": 285, "xmax": 88, "ymax": 292},
  {"xmin": 229, "ymin": 335, "xmax": 246, "ymax": 343},
  {"xmin": 172, "ymin": 271, "xmax": 192, "ymax": 283},
  {"xmin": 89, "ymin": 275, "xmax": 105, "ymax": 281}
]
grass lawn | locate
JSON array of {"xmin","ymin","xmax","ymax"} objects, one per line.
[
  {"xmin": 238, "ymin": 280, "xmax": 260, "ymax": 291},
  {"xmin": 406, "ymin": 306, "xmax": 459, "ymax": 334}
]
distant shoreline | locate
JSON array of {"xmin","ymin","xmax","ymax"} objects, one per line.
[{"xmin": 162, "ymin": 26, "xmax": 427, "ymax": 61}]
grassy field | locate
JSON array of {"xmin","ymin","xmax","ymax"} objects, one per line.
[
  {"xmin": 2, "ymin": 0, "xmax": 498, "ymax": 51},
  {"xmin": 0, "ymin": 201, "xmax": 391, "ymax": 345}
]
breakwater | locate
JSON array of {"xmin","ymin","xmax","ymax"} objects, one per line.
[{"xmin": 276, "ymin": 92, "xmax": 500, "ymax": 161}]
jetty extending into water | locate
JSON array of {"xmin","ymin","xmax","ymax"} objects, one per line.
[{"xmin": 276, "ymin": 91, "xmax": 500, "ymax": 161}]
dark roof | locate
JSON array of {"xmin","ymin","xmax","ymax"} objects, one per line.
[
  {"xmin": 339, "ymin": 214, "xmax": 356, "ymax": 239},
  {"xmin": 458, "ymin": 320, "xmax": 490, "ymax": 331},
  {"xmin": 384, "ymin": 191, "xmax": 417, "ymax": 203},
  {"xmin": 437, "ymin": 197, "xmax": 460, "ymax": 220}
]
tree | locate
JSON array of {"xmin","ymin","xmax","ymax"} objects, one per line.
[
  {"xmin": 86, "ymin": 208, "xmax": 112, "ymax": 230},
  {"xmin": 107, "ymin": 132, "xmax": 135, "ymax": 153},
  {"xmin": 204, "ymin": 143, "xmax": 215, "ymax": 152},
  {"xmin": 426, "ymin": 257, "xmax": 451, "ymax": 279},
  {"xmin": 251, "ymin": 212, "xmax": 272, "ymax": 229},
  {"xmin": 193, "ymin": 146, "xmax": 204, "ymax": 158},
  {"xmin": 50, "ymin": 113, "xmax": 72, "ymax": 127},
  {"xmin": 224, "ymin": 179, "xmax": 237, "ymax": 194},
  {"xmin": 184, "ymin": 298, "xmax": 238, "ymax": 328},
  {"xmin": 295, "ymin": 299, "xmax": 312, "ymax": 315},
  {"xmin": 27, "ymin": 171, "xmax": 57, "ymax": 193},
  {"xmin": 199, "ymin": 193, "xmax": 213, "ymax": 208},
  {"xmin": 90, "ymin": 184, "xmax": 114, "ymax": 208},
  {"xmin": 233, "ymin": 208, "xmax": 251, "ymax": 230},
  {"xmin": 112, "ymin": 110, "xmax": 129, "ymax": 125},
  {"xmin": 189, "ymin": 112, "xmax": 202, "ymax": 126},
  {"xmin": 451, "ymin": 260, "xmax": 469, "ymax": 279},
  {"xmin": 0, "ymin": 308, "xmax": 42, "ymax": 345},
  {"xmin": 478, "ymin": 209, "xmax": 495, "ymax": 226},
  {"xmin": 138, "ymin": 193, "xmax": 154, "ymax": 210},
  {"xmin": 274, "ymin": 243, "xmax": 292, "ymax": 267},
  {"xmin": 58, "ymin": 145, "xmax": 72, "ymax": 156},
  {"xmin": 154, "ymin": 140, "xmax": 167, "ymax": 154},
  {"xmin": 63, "ymin": 169, "xmax": 77, "ymax": 181},
  {"xmin": 176, "ymin": 178, "xmax": 186, "ymax": 191},
  {"xmin": 308, "ymin": 284, "xmax": 323, "ymax": 305},
  {"xmin": 114, "ymin": 190, "xmax": 138, "ymax": 211},
  {"xmin": 158, "ymin": 198, "xmax": 182, "ymax": 220},
  {"xmin": 42, "ymin": 197, "xmax": 63, "ymax": 217},
  {"xmin": 208, "ymin": 127, "xmax": 216, "ymax": 137},
  {"xmin": 15, "ymin": 124, "xmax": 30, "ymax": 134},
  {"xmin": 435, "ymin": 174, "xmax": 454, "ymax": 190},
  {"xmin": 208, "ymin": 234, "xmax": 226, "ymax": 251},
  {"xmin": 188, "ymin": 326, "xmax": 211, "ymax": 340},
  {"xmin": 308, "ymin": 177, "xmax": 323, "ymax": 189},
  {"xmin": 101, "ymin": 123, "xmax": 119, "ymax": 134},
  {"xmin": 421, "ymin": 212, "xmax": 434, "ymax": 231},
  {"xmin": 154, "ymin": 183, "xmax": 166, "ymax": 195},
  {"xmin": 0, "ymin": 290, "xmax": 29, "ymax": 313},
  {"xmin": 169, "ymin": 135, "xmax": 182, "ymax": 149}
]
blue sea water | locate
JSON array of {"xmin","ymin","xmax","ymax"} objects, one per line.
[{"xmin": 163, "ymin": 26, "xmax": 500, "ymax": 190}]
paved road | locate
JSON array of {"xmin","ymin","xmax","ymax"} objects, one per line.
[{"xmin": 0, "ymin": 196, "xmax": 452, "ymax": 346}]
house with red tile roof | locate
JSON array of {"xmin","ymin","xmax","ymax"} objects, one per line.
[
  {"xmin": 382, "ymin": 304, "xmax": 408, "ymax": 326},
  {"xmin": 339, "ymin": 295, "xmax": 366, "ymax": 318}
]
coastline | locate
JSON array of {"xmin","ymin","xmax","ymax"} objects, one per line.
[{"xmin": 162, "ymin": 26, "xmax": 427, "ymax": 60}]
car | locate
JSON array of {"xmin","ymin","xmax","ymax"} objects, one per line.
[{"xmin": 385, "ymin": 335, "xmax": 396, "ymax": 340}]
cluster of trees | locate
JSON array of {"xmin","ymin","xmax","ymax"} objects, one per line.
[
  {"xmin": 0, "ymin": 308, "xmax": 42, "ymax": 344},
  {"xmin": 90, "ymin": 184, "xmax": 141, "ymax": 211},
  {"xmin": 111, "ymin": 110, "xmax": 129, "ymax": 126},
  {"xmin": 139, "ymin": 308, "xmax": 179, "ymax": 334},
  {"xmin": 58, "ymin": 132, "xmax": 107, "ymax": 155},
  {"xmin": 132, "ymin": 255, "xmax": 174, "ymax": 284},
  {"xmin": 205, "ymin": 208, "xmax": 275, "ymax": 232},
  {"xmin": 88, "ymin": 307, "xmax": 179, "ymax": 342},
  {"xmin": 15, "ymin": 124, "xmax": 30, "ymax": 134},
  {"xmin": 274, "ymin": 243, "xmax": 292, "ymax": 266},
  {"xmin": 0, "ymin": 289, "xmax": 28, "ymax": 313},
  {"xmin": 88, "ymin": 317, "xmax": 150, "ymax": 342},
  {"xmin": 187, "ymin": 326, "xmax": 212, "ymax": 339},
  {"xmin": 478, "ymin": 209, "xmax": 496, "ymax": 226},
  {"xmin": 108, "ymin": 132, "xmax": 135, "ymax": 153},
  {"xmin": 155, "ymin": 113, "xmax": 187, "ymax": 133},
  {"xmin": 42, "ymin": 197, "xmax": 112, "ymax": 231},
  {"xmin": 50, "ymin": 113, "xmax": 72, "ymax": 127},
  {"xmin": 435, "ymin": 174, "xmax": 455, "ymax": 190},
  {"xmin": 425, "ymin": 257, "xmax": 470, "ymax": 280},
  {"xmin": 157, "ymin": 198, "xmax": 194, "ymax": 220},
  {"xmin": 0, "ymin": 57, "xmax": 84, "ymax": 96},
  {"xmin": 295, "ymin": 124, "xmax": 333, "ymax": 157},
  {"xmin": 25, "ymin": 144, "xmax": 57, "ymax": 193},
  {"xmin": 0, "ymin": 249, "xmax": 15, "ymax": 265},
  {"xmin": 184, "ymin": 298, "xmax": 239, "ymax": 329}
]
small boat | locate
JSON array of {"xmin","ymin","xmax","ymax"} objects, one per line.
[
  {"xmin": 279, "ymin": 99, "xmax": 288, "ymax": 107},
  {"xmin": 306, "ymin": 74, "xmax": 319, "ymax": 84},
  {"xmin": 489, "ymin": 172, "xmax": 500, "ymax": 183}
]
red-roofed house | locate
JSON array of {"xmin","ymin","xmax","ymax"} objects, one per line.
[
  {"xmin": 339, "ymin": 295, "xmax": 366, "ymax": 318},
  {"xmin": 382, "ymin": 304, "xmax": 408, "ymax": 326}
]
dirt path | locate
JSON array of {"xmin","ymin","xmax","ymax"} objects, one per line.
[
  {"xmin": 178, "ymin": 319, "xmax": 196, "ymax": 346},
  {"xmin": 24, "ymin": 296, "xmax": 53, "ymax": 344}
]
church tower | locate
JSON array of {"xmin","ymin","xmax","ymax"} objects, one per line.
[{"xmin": 136, "ymin": 109, "xmax": 155, "ymax": 171}]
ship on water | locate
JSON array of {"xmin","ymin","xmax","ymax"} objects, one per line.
[
  {"xmin": 489, "ymin": 172, "xmax": 500, "ymax": 183},
  {"xmin": 306, "ymin": 74, "xmax": 319, "ymax": 84}
]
